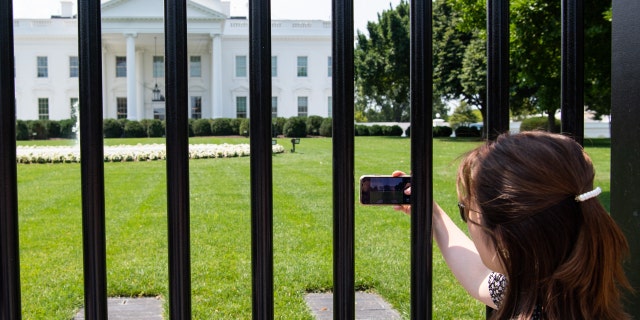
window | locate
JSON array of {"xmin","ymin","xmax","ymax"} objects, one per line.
[
  {"xmin": 236, "ymin": 96, "xmax": 247, "ymax": 118},
  {"xmin": 235, "ymin": 55, "xmax": 247, "ymax": 77},
  {"xmin": 297, "ymin": 96, "xmax": 308, "ymax": 117},
  {"xmin": 116, "ymin": 97, "xmax": 127, "ymax": 119},
  {"xmin": 191, "ymin": 96, "xmax": 202, "ymax": 119},
  {"xmin": 38, "ymin": 98, "xmax": 49, "ymax": 120},
  {"xmin": 271, "ymin": 56, "xmax": 278, "ymax": 77},
  {"xmin": 116, "ymin": 56, "xmax": 126, "ymax": 77},
  {"xmin": 37, "ymin": 56, "xmax": 48, "ymax": 78},
  {"xmin": 69, "ymin": 56, "xmax": 79, "ymax": 78},
  {"xmin": 327, "ymin": 56, "xmax": 332, "ymax": 77},
  {"xmin": 271, "ymin": 97, "xmax": 278, "ymax": 118},
  {"xmin": 297, "ymin": 56, "xmax": 308, "ymax": 77},
  {"xmin": 153, "ymin": 56, "xmax": 164, "ymax": 78},
  {"xmin": 328, "ymin": 96, "xmax": 332, "ymax": 117},
  {"xmin": 190, "ymin": 56, "xmax": 201, "ymax": 77}
]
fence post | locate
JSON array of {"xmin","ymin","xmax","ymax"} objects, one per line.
[
  {"xmin": 165, "ymin": 0, "xmax": 192, "ymax": 317},
  {"xmin": 611, "ymin": 0, "xmax": 640, "ymax": 317},
  {"xmin": 0, "ymin": 0, "xmax": 22, "ymax": 317},
  {"xmin": 409, "ymin": 0, "xmax": 433, "ymax": 319},
  {"xmin": 486, "ymin": 0, "xmax": 510, "ymax": 139},
  {"xmin": 77, "ymin": 0, "xmax": 109, "ymax": 317},
  {"xmin": 560, "ymin": 0, "xmax": 584, "ymax": 144},
  {"xmin": 332, "ymin": 0, "xmax": 356, "ymax": 318},
  {"xmin": 249, "ymin": 0, "xmax": 275, "ymax": 318}
]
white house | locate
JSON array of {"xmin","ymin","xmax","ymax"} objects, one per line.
[{"xmin": 13, "ymin": 0, "xmax": 333, "ymax": 121}]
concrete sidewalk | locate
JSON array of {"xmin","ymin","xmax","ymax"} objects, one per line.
[
  {"xmin": 305, "ymin": 292, "xmax": 402, "ymax": 319},
  {"xmin": 74, "ymin": 297, "xmax": 163, "ymax": 320},
  {"xmin": 74, "ymin": 292, "xmax": 401, "ymax": 319}
]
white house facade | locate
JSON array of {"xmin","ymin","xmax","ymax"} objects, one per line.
[{"xmin": 13, "ymin": 0, "xmax": 333, "ymax": 121}]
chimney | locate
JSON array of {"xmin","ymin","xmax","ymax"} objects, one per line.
[{"xmin": 60, "ymin": 1, "xmax": 73, "ymax": 18}]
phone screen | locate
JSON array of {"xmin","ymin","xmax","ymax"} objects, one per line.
[{"xmin": 359, "ymin": 175, "xmax": 411, "ymax": 205}]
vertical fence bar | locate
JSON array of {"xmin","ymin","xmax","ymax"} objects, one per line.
[
  {"xmin": 77, "ymin": 0, "xmax": 109, "ymax": 318},
  {"xmin": 332, "ymin": 0, "xmax": 356, "ymax": 318},
  {"xmin": 248, "ymin": 0, "xmax": 274, "ymax": 318},
  {"xmin": 486, "ymin": 0, "xmax": 510, "ymax": 140},
  {"xmin": 560, "ymin": 0, "xmax": 584, "ymax": 145},
  {"xmin": 0, "ymin": 0, "xmax": 22, "ymax": 317},
  {"xmin": 165, "ymin": 0, "xmax": 192, "ymax": 317},
  {"xmin": 485, "ymin": 1, "xmax": 509, "ymax": 316},
  {"xmin": 611, "ymin": 0, "xmax": 640, "ymax": 317},
  {"xmin": 409, "ymin": 0, "xmax": 433, "ymax": 319}
]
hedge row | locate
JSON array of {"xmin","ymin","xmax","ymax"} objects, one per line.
[{"xmin": 18, "ymin": 117, "xmax": 415, "ymax": 140}]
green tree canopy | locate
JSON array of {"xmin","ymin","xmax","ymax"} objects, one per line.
[
  {"xmin": 450, "ymin": 0, "xmax": 612, "ymax": 127},
  {"xmin": 354, "ymin": 1, "xmax": 411, "ymax": 122}
]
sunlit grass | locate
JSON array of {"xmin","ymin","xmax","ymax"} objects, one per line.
[{"xmin": 16, "ymin": 136, "xmax": 610, "ymax": 319}]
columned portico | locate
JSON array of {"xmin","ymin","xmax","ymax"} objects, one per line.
[
  {"xmin": 125, "ymin": 33, "xmax": 137, "ymax": 119},
  {"xmin": 211, "ymin": 33, "xmax": 223, "ymax": 118}
]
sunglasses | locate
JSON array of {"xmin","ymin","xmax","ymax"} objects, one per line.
[{"xmin": 457, "ymin": 202, "xmax": 467, "ymax": 223}]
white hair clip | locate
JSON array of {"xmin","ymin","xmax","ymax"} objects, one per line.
[{"xmin": 575, "ymin": 187, "xmax": 602, "ymax": 202}]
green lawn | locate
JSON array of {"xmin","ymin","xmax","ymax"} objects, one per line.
[{"xmin": 16, "ymin": 136, "xmax": 611, "ymax": 319}]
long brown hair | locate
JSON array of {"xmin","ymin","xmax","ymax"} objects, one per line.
[{"xmin": 457, "ymin": 131, "xmax": 631, "ymax": 319}]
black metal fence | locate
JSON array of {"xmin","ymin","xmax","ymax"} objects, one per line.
[{"xmin": 1, "ymin": 0, "xmax": 638, "ymax": 319}]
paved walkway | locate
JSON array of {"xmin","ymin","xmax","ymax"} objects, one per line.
[
  {"xmin": 305, "ymin": 292, "xmax": 402, "ymax": 319},
  {"xmin": 73, "ymin": 293, "xmax": 401, "ymax": 319},
  {"xmin": 74, "ymin": 297, "xmax": 163, "ymax": 320}
]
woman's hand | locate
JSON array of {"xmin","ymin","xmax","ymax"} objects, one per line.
[{"xmin": 392, "ymin": 170, "xmax": 411, "ymax": 215}]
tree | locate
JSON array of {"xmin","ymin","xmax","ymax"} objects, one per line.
[
  {"xmin": 451, "ymin": 0, "xmax": 613, "ymax": 129},
  {"xmin": 354, "ymin": 1, "xmax": 411, "ymax": 122},
  {"xmin": 433, "ymin": 0, "xmax": 487, "ymax": 125},
  {"xmin": 448, "ymin": 100, "xmax": 480, "ymax": 128}
]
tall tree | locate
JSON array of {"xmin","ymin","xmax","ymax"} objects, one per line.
[
  {"xmin": 433, "ymin": 0, "xmax": 489, "ymax": 127},
  {"xmin": 451, "ymin": 0, "xmax": 613, "ymax": 128},
  {"xmin": 354, "ymin": 1, "xmax": 411, "ymax": 122}
]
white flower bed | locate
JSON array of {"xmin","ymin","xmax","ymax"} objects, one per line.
[{"xmin": 16, "ymin": 143, "xmax": 286, "ymax": 164}]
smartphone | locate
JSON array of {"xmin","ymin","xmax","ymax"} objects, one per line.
[{"xmin": 359, "ymin": 175, "xmax": 411, "ymax": 205}]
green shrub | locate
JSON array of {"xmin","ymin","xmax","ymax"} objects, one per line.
[
  {"xmin": 520, "ymin": 117, "xmax": 561, "ymax": 133},
  {"xmin": 138, "ymin": 119, "xmax": 154, "ymax": 137},
  {"xmin": 46, "ymin": 120, "xmax": 61, "ymax": 138},
  {"xmin": 192, "ymin": 119, "xmax": 212, "ymax": 136},
  {"xmin": 28, "ymin": 120, "xmax": 48, "ymax": 140},
  {"xmin": 117, "ymin": 119, "xmax": 129, "ymax": 132},
  {"xmin": 306, "ymin": 115, "xmax": 324, "ymax": 136},
  {"xmin": 283, "ymin": 117, "xmax": 307, "ymax": 137},
  {"xmin": 272, "ymin": 117, "xmax": 287, "ymax": 137},
  {"xmin": 433, "ymin": 126, "xmax": 453, "ymax": 137},
  {"xmin": 383, "ymin": 125, "xmax": 404, "ymax": 137},
  {"xmin": 124, "ymin": 120, "xmax": 147, "ymax": 138},
  {"xmin": 103, "ymin": 118, "xmax": 123, "ymax": 138},
  {"xmin": 239, "ymin": 118, "xmax": 250, "ymax": 137},
  {"xmin": 188, "ymin": 119, "xmax": 195, "ymax": 137},
  {"xmin": 58, "ymin": 119, "xmax": 77, "ymax": 139},
  {"xmin": 355, "ymin": 125, "xmax": 370, "ymax": 136},
  {"xmin": 16, "ymin": 120, "xmax": 30, "ymax": 140},
  {"xmin": 368, "ymin": 125, "xmax": 383, "ymax": 136},
  {"xmin": 147, "ymin": 119, "xmax": 164, "ymax": 137},
  {"xmin": 230, "ymin": 118, "xmax": 242, "ymax": 135},
  {"xmin": 211, "ymin": 118, "xmax": 235, "ymax": 136},
  {"xmin": 455, "ymin": 126, "xmax": 481, "ymax": 137},
  {"xmin": 319, "ymin": 118, "xmax": 332, "ymax": 137}
]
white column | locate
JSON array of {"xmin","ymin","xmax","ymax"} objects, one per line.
[
  {"xmin": 126, "ymin": 33, "xmax": 138, "ymax": 120},
  {"xmin": 102, "ymin": 46, "xmax": 108, "ymax": 117},
  {"xmin": 136, "ymin": 49, "xmax": 145, "ymax": 119},
  {"xmin": 211, "ymin": 33, "xmax": 223, "ymax": 118}
]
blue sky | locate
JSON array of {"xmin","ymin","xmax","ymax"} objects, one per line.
[{"xmin": 12, "ymin": 0, "xmax": 402, "ymax": 34}]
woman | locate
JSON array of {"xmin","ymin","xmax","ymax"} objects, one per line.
[{"xmin": 394, "ymin": 131, "xmax": 631, "ymax": 319}]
